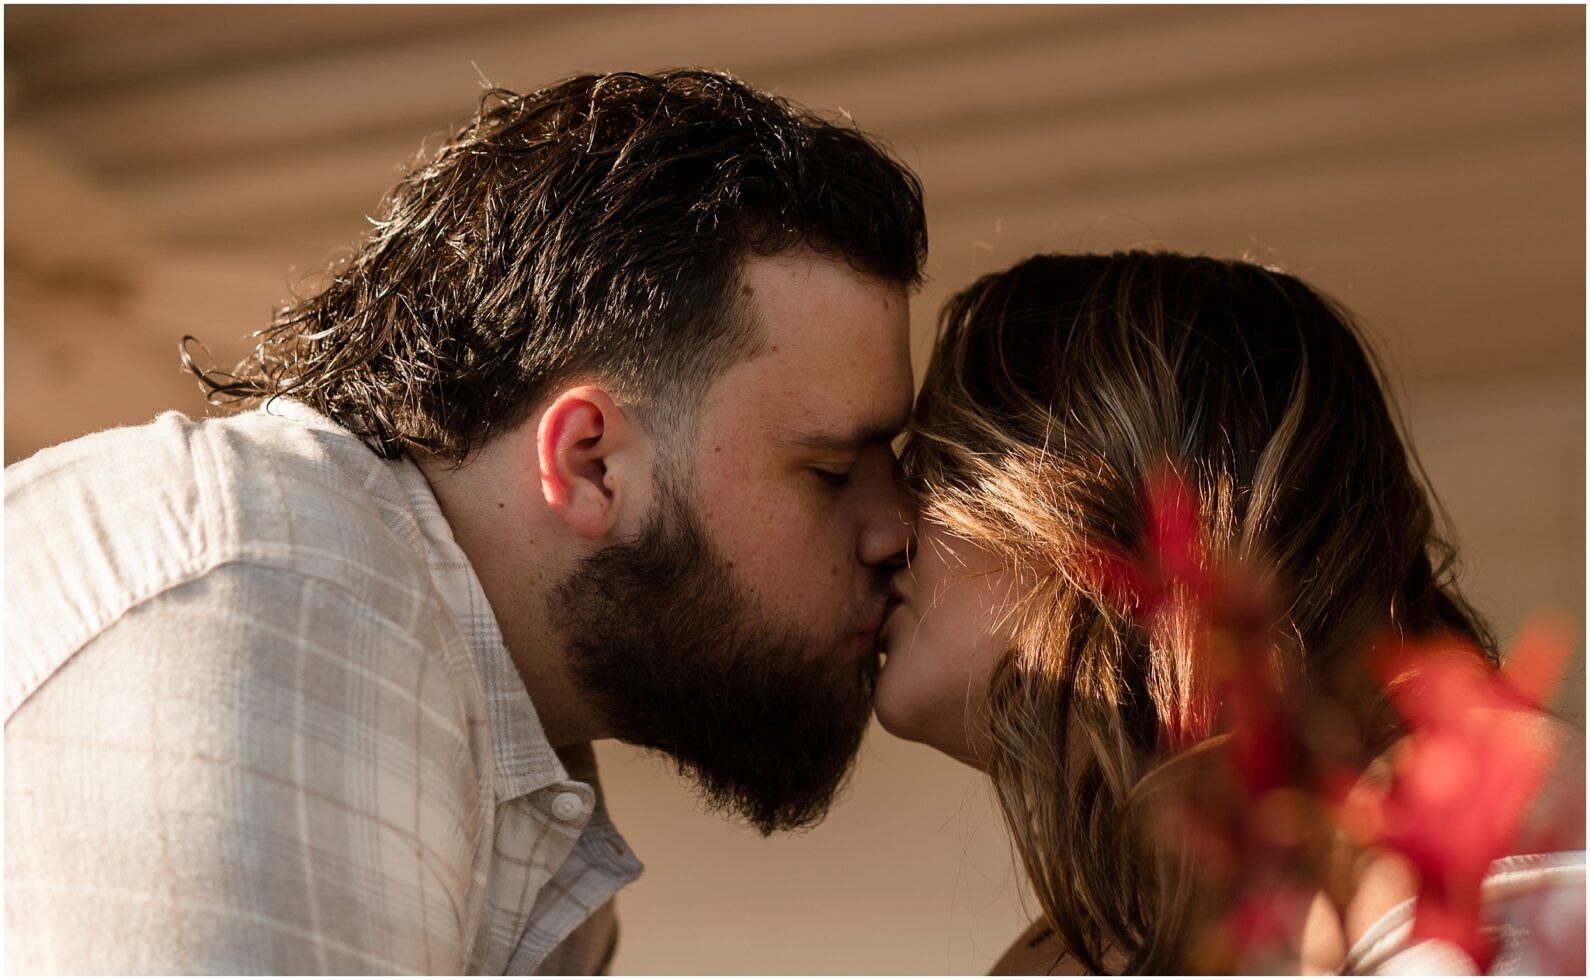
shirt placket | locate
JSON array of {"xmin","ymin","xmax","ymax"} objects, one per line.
[{"xmin": 469, "ymin": 782, "xmax": 595, "ymax": 974}]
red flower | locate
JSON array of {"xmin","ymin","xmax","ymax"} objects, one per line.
[
  {"xmin": 1353, "ymin": 618, "xmax": 1572, "ymax": 970},
  {"xmin": 1087, "ymin": 468, "xmax": 1212, "ymax": 621}
]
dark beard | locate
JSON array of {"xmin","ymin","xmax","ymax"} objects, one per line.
[{"xmin": 551, "ymin": 486, "xmax": 884, "ymax": 836}]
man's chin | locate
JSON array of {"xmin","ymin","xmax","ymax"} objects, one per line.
[
  {"xmin": 667, "ymin": 707, "xmax": 871, "ymax": 835},
  {"xmin": 710, "ymin": 665, "xmax": 873, "ymax": 832},
  {"xmin": 578, "ymin": 626, "xmax": 877, "ymax": 835}
]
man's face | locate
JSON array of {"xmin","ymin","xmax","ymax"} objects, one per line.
[
  {"xmin": 689, "ymin": 249, "xmax": 916, "ymax": 682},
  {"xmin": 553, "ymin": 249, "xmax": 914, "ymax": 833}
]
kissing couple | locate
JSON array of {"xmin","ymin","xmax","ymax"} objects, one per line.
[{"xmin": 7, "ymin": 69, "xmax": 1582, "ymax": 975}]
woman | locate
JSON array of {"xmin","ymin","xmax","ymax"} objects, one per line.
[{"xmin": 876, "ymin": 252, "xmax": 1584, "ymax": 974}]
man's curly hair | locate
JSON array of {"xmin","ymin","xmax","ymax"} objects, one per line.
[{"xmin": 188, "ymin": 69, "xmax": 927, "ymax": 461}]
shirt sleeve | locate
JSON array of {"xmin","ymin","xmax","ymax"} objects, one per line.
[{"xmin": 4, "ymin": 559, "xmax": 491, "ymax": 974}]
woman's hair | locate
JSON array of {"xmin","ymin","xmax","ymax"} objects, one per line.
[
  {"xmin": 901, "ymin": 251, "xmax": 1495, "ymax": 973},
  {"xmin": 187, "ymin": 69, "xmax": 925, "ymax": 462}
]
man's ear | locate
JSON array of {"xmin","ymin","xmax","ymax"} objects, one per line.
[{"xmin": 537, "ymin": 386, "xmax": 648, "ymax": 540}]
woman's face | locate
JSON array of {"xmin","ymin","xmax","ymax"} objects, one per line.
[{"xmin": 875, "ymin": 517, "xmax": 1025, "ymax": 765}]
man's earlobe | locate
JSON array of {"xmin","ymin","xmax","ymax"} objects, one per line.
[{"xmin": 537, "ymin": 387, "xmax": 628, "ymax": 540}]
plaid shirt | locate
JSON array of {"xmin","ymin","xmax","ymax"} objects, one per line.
[{"xmin": 5, "ymin": 403, "xmax": 642, "ymax": 974}]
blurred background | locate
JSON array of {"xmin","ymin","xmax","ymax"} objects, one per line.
[{"xmin": 5, "ymin": 4, "xmax": 1584, "ymax": 974}]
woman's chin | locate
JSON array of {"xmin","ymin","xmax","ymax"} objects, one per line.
[
  {"xmin": 871, "ymin": 673, "xmax": 905, "ymax": 735},
  {"xmin": 873, "ymin": 656, "xmax": 982, "ymax": 767},
  {"xmin": 872, "ymin": 652, "xmax": 929, "ymax": 744}
]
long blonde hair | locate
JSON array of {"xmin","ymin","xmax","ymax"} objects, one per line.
[{"xmin": 902, "ymin": 252, "xmax": 1495, "ymax": 973}]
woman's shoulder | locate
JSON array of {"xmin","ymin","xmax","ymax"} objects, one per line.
[
  {"xmin": 991, "ymin": 920, "xmax": 1127, "ymax": 975},
  {"xmin": 992, "ymin": 922, "xmax": 1068, "ymax": 973}
]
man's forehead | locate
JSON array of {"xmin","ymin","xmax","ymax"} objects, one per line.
[
  {"xmin": 745, "ymin": 325, "xmax": 913, "ymax": 454},
  {"xmin": 706, "ymin": 249, "xmax": 913, "ymax": 442},
  {"xmin": 737, "ymin": 251, "xmax": 906, "ymax": 337},
  {"xmin": 708, "ymin": 341, "xmax": 913, "ymax": 460}
]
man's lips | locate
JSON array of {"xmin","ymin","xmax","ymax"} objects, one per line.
[
  {"xmin": 859, "ymin": 603, "xmax": 887, "ymax": 639},
  {"xmin": 860, "ymin": 590, "xmax": 906, "ymax": 642}
]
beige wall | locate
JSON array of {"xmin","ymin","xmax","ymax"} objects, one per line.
[{"xmin": 6, "ymin": 5, "xmax": 1583, "ymax": 973}]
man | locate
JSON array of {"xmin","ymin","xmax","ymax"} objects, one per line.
[{"xmin": 5, "ymin": 69, "xmax": 925, "ymax": 973}]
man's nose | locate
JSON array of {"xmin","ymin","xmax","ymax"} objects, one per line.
[{"xmin": 857, "ymin": 462, "xmax": 916, "ymax": 569}]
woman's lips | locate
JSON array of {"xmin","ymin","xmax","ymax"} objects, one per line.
[{"xmin": 887, "ymin": 573, "xmax": 911, "ymax": 613}]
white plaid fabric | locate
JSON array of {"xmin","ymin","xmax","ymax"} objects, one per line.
[
  {"xmin": 5, "ymin": 403, "xmax": 642, "ymax": 974},
  {"xmin": 1341, "ymin": 852, "xmax": 1585, "ymax": 975}
]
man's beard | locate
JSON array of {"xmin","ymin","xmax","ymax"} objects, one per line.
[{"xmin": 551, "ymin": 484, "xmax": 885, "ymax": 836}]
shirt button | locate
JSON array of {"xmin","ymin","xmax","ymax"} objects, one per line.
[{"xmin": 550, "ymin": 791, "xmax": 587, "ymax": 822}]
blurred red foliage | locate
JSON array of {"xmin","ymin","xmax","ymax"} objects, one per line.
[{"xmin": 1104, "ymin": 469, "xmax": 1577, "ymax": 972}]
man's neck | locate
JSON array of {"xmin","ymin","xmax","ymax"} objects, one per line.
[{"xmin": 415, "ymin": 445, "xmax": 608, "ymax": 749}]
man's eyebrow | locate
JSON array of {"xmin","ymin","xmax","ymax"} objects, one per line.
[{"xmin": 782, "ymin": 416, "xmax": 909, "ymax": 453}]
